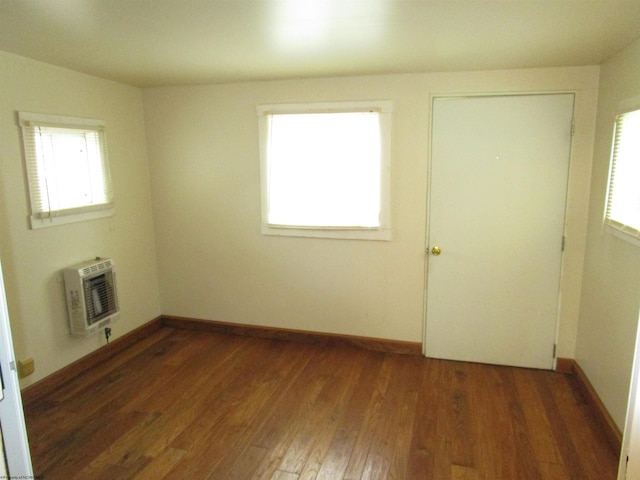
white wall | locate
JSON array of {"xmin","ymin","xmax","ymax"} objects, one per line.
[
  {"xmin": 144, "ymin": 67, "xmax": 599, "ymax": 350},
  {"xmin": 576, "ymin": 38, "xmax": 640, "ymax": 430},
  {"xmin": 0, "ymin": 52, "xmax": 162, "ymax": 388},
  {"xmin": 0, "ymin": 49, "xmax": 605, "ymax": 393}
]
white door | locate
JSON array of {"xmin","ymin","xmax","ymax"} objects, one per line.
[
  {"xmin": 424, "ymin": 94, "xmax": 574, "ymax": 369},
  {"xmin": 618, "ymin": 309, "xmax": 640, "ymax": 480},
  {"xmin": 0, "ymin": 425, "xmax": 8, "ymax": 478},
  {"xmin": 0, "ymin": 259, "xmax": 33, "ymax": 476},
  {"xmin": 0, "ymin": 384, "xmax": 6, "ymax": 478}
]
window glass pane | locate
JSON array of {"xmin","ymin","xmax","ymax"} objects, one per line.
[
  {"xmin": 267, "ymin": 111, "xmax": 381, "ymax": 228},
  {"xmin": 19, "ymin": 112, "xmax": 114, "ymax": 229},
  {"xmin": 36, "ymin": 128, "xmax": 108, "ymax": 211},
  {"xmin": 606, "ymin": 109, "xmax": 640, "ymax": 236}
]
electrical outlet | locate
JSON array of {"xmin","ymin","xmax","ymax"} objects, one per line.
[{"xmin": 17, "ymin": 358, "xmax": 35, "ymax": 378}]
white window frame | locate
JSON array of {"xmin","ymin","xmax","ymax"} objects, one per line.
[
  {"xmin": 257, "ymin": 101, "xmax": 392, "ymax": 241},
  {"xmin": 19, "ymin": 112, "xmax": 115, "ymax": 229},
  {"xmin": 603, "ymin": 96, "xmax": 640, "ymax": 247}
]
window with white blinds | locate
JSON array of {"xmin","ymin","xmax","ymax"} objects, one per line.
[
  {"xmin": 19, "ymin": 112, "xmax": 114, "ymax": 229},
  {"xmin": 605, "ymin": 107, "xmax": 640, "ymax": 242},
  {"xmin": 256, "ymin": 101, "xmax": 392, "ymax": 241}
]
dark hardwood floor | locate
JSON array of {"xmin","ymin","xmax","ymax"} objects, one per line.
[{"xmin": 23, "ymin": 327, "xmax": 619, "ymax": 479}]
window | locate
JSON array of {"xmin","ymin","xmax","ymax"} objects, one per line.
[
  {"xmin": 257, "ymin": 101, "xmax": 392, "ymax": 240},
  {"xmin": 604, "ymin": 106, "xmax": 640, "ymax": 242},
  {"xmin": 19, "ymin": 112, "xmax": 114, "ymax": 229}
]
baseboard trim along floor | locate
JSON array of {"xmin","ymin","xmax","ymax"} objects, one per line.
[
  {"xmin": 556, "ymin": 357, "xmax": 622, "ymax": 454},
  {"xmin": 161, "ymin": 315, "xmax": 423, "ymax": 356}
]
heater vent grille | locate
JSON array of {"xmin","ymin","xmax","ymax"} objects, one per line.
[
  {"xmin": 64, "ymin": 258, "xmax": 119, "ymax": 336},
  {"xmin": 80, "ymin": 258, "xmax": 113, "ymax": 277}
]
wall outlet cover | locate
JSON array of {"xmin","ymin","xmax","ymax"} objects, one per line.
[{"xmin": 17, "ymin": 358, "xmax": 35, "ymax": 378}]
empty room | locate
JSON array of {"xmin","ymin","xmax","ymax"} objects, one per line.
[{"xmin": 0, "ymin": 1, "xmax": 640, "ymax": 479}]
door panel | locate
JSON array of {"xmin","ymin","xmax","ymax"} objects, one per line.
[
  {"xmin": 0, "ymin": 259, "xmax": 33, "ymax": 475},
  {"xmin": 425, "ymin": 94, "xmax": 574, "ymax": 369}
]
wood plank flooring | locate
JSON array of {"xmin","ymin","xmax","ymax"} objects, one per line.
[{"xmin": 23, "ymin": 327, "xmax": 619, "ymax": 479}]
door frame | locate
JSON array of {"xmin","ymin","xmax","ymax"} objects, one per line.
[
  {"xmin": 421, "ymin": 91, "xmax": 576, "ymax": 369},
  {"xmin": 0, "ymin": 259, "xmax": 33, "ymax": 476},
  {"xmin": 618, "ymin": 308, "xmax": 640, "ymax": 479}
]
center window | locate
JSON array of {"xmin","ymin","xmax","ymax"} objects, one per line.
[{"xmin": 257, "ymin": 101, "xmax": 392, "ymax": 240}]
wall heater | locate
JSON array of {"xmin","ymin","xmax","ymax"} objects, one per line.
[{"xmin": 63, "ymin": 258, "xmax": 119, "ymax": 336}]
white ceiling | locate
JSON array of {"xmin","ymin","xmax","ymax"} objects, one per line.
[{"xmin": 1, "ymin": 0, "xmax": 640, "ymax": 88}]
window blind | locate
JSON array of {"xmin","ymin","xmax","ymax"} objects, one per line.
[
  {"xmin": 605, "ymin": 109, "xmax": 640, "ymax": 239},
  {"xmin": 257, "ymin": 101, "xmax": 393, "ymax": 241},
  {"xmin": 19, "ymin": 113, "xmax": 113, "ymax": 223}
]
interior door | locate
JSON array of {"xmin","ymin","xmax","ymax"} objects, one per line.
[
  {"xmin": 0, "ymin": 259, "xmax": 33, "ymax": 476},
  {"xmin": 424, "ymin": 94, "xmax": 574, "ymax": 369},
  {"xmin": 0, "ymin": 386, "xmax": 5, "ymax": 478},
  {"xmin": 0, "ymin": 424, "xmax": 8, "ymax": 478}
]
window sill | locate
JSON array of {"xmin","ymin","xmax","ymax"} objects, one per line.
[
  {"xmin": 261, "ymin": 224, "xmax": 392, "ymax": 241},
  {"xmin": 30, "ymin": 206, "xmax": 114, "ymax": 229},
  {"xmin": 604, "ymin": 223, "xmax": 640, "ymax": 248}
]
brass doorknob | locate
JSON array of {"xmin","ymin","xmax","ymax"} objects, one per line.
[{"xmin": 431, "ymin": 246, "xmax": 442, "ymax": 256}]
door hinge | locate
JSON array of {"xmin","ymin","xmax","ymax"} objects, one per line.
[
  {"xmin": 570, "ymin": 119, "xmax": 575, "ymax": 136},
  {"xmin": 561, "ymin": 235, "xmax": 566, "ymax": 251},
  {"xmin": 553, "ymin": 344, "xmax": 557, "ymax": 358}
]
